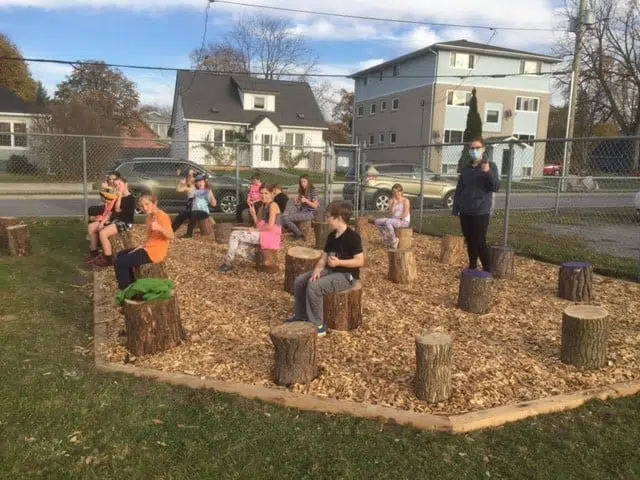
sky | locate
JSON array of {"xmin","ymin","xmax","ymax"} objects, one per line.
[{"xmin": 0, "ymin": 0, "xmax": 569, "ymax": 113}]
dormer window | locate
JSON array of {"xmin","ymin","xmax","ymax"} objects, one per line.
[{"xmin": 254, "ymin": 96, "xmax": 265, "ymax": 109}]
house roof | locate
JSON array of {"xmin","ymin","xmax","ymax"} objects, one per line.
[
  {"xmin": 348, "ymin": 39, "xmax": 562, "ymax": 78},
  {"xmin": 486, "ymin": 135, "xmax": 530, "ymax": 147},
  {"xmin": 0, "ymin": 87, "xmax": 42, "ymax": 114},
  {"xmin": 171, "ymin": 71, "xmax": 327, "ymax": 129}
]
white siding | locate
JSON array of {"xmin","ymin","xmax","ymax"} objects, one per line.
[
  {"xmin": 170, "ymin": 97, "xmax": 188, "ymax": 161},
  {"xmin": 280, "ymin": 127, "xmax": 325, "ymax": 169},
  {"xmin": 187, "ymin": 121, "xmax": 247, "ymax": 166},
  {"xmin": 250, "ymin": 117, "xmax": 280, "ymax": 167}
]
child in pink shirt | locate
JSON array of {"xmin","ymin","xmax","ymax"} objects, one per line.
[{"xmin": 236, "ymin": 172, "xmax": 264, "ymax": 224}]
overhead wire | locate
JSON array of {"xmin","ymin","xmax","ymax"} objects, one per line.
[{"xmin": 179, "ymin": 0, "xmax": 212, "ymax": 96}]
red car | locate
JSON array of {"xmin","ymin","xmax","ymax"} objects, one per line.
[{"xmin": 543, "ymin": 164, "xmax": 562, "ymax": 176}]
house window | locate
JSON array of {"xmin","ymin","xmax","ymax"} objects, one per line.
[
  {"xmin": 521, "ymin": 166, "xmax": 533, "ymax": 177},
  {"xmin": 213, "ymin": 129, "xmax": 235, "ymax": 145},
  {"xmin": 392, "ymin": 98, "xmax": 399, "ymax": 110},
  {"xmin": 515, "ymin": 133, "xmax": 535, "ymax": 146},
  {"xmin": 486, "ymin": 110, "xmax": 500, "ymax": 124},
  {"xmin": 447, "ymin": 90, "xmax": 472, "ymax": 107},
  {"xmin": 390, "ymin": 132, "xmax": 396, "ymax": 144},
  {"xmin": 393, "ymin": 65, "xmax": 399, "ymax": 77},
  {"xmin": 357, "ymin": 105, "xmax": 364, "ymax": 117},
  {"xmin": 363, "ymin": 76, "xmax": 368, "ymax": 86},
  {"xmin": 515, "ymin": 97, "xmax": 539, "ymax": 112},
  {"xmin": 368, "ymin": 134, "xmax": 375, "ymax": 146},
  {"xmin": 381, "ymin": 101, "xmax": 387, "ymax": 112},
  {"xmin": 444, "ymin": 130, "xmax": 464, "ymax": 144},
  {"xmin": 13, "ymin": 123, "xmax": 27, "ymax": 147},
  {"xmin": 0, "ymin": 122, "xmax": 10, "ymax": 147},
  {"xmin": 254, "ymin": 96, "xmax": 265, "ymax": 109},
  {"xmin": 370, "ymin": 103, "xmax": 376, "ymax": 115},
  {"xmin": 379, "ymin": 71, "xmax": 383, "ymax": 81},
  {"xmin": 262, "ymin": 134, "xmax": 272, "ymax": 161},
  {"xmin": 449, "ymin": 52, "xmax": 475, "ymax": 69},
  {"xmin": 0, "ymin": 122, "xmax": 27, "ymax": 148},
  {"xmin": 379, "ymin": 133, "xmax": 385, "ymax": 144},
  {"xmin": 520, "ymin": 60, "xmax": 541, "ymax": 75}
]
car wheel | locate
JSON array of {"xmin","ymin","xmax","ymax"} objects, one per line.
[
  {"xmin": 443, "ymin": 191, "xmax": 455, "ymax": 209},
  {"xmin": 373, "ymin": 191, "xmax": 391, "ymax": 211},
  {"xmin": 219, "ymin": 192, "xmax": 238, "ymax": 214}
]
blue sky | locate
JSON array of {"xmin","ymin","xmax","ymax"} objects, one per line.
[{"xmin": 0, "ymin": 0, "xmax": 565, "ymax": 108}]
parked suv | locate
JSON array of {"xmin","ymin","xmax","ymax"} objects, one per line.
[
  {"xmin": 343, "ymin": 162, "xmax": 457, "ymax": 211},
  {"xmin": 112, "ymin": 158, "xmax": 250, "ymax": 214}
]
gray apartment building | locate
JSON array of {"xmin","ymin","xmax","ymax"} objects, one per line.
[{"xmin": 349, "ymin": 40, "xmax": 561, "ymax": 177}]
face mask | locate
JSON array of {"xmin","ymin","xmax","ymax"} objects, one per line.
[{"xmin": 470, "ymin": 149, "xmax": 483, "ymax": 162}]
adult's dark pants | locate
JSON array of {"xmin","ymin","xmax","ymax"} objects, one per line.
[
  {"xmin": 459, "ymin": 214, "xmax": 491, "ymax": 271},
  {"xmin": 114, "ymin": 248, "xmax": 152, "ymax": 290}
]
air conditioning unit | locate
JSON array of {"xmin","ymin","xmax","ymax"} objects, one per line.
[{"xmin": 504, "ymin": 109, "xmax": 513, "ymax": 119}]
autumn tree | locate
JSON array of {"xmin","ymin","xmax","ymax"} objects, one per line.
[
  {"xmin": 191, "ymin": 15, "xmax": 317, "ymax": 79},
  {"xmin": 0, "ymin": 33, "xmax": 37, "ymax": 102},
  {"xmin": 332, "ymin": 89, "xmax": 354, "ymax": 135},
  {"xmin": 324, "ymin": 123, "xmax": 350, "ymax": 144},
  {"xmin": 34, "ymin": 81, "xmax": 49, "ymax": 105}
]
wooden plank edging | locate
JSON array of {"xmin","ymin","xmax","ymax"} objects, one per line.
[{"xmin": 91, "ymin": 272, "xmax": 640, "ymax": 434}]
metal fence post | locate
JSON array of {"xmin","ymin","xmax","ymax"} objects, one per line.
[
  {"xmin": 82, "ymin": 136, "xmax": 88, "ymax": 223},
  {"xmin": 235, "ymin": 144, "xmax": 240, "ymax": 207},
  {"xmin": 359, "ymin": 147, "xmax": 366, "ymax": 219},
  {"xmin": 502, "ymin": 142, "xmax": 514, "ymax": 247},
  {"xmin": 323, "ymin": 142, "xmax": 330, "ymax": 209},
  {"xmin": 354, "ymin": 144, "xmax": 361, "ymax": 218},
  {"xmin": 418, "ymin": 147, "xmax": 426, "ymax": 234}
]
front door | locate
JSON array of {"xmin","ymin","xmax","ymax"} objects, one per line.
[{"xmin": 262, "ymin": 135, "xmax": 272, "ymax": 162}]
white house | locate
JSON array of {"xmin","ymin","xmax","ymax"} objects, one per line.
[
  {"xmin": 168, "ymin": 72, "xmax": 328, "ymax": 169},
  {"xmin": 0, "ymin": 87, "xmax": 41, "ymax": 170}
]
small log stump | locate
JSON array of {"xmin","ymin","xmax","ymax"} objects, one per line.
[
  {"xmin": 197, "ymin": 216, "xmax": 215, "ymax": 236},
  {"xmin": 269, "ymin": 321, "xmax": 318, "ymax": 386},
  {"xmin": 214, "ymin": 222, "xmax": 233, "ymax": 244},
  {"xmin": 135, "ymin": 262, "xmax": 168, "ymax": 280},
  {"xmin": 387, "ymin": 248, "xmax": 417, "ymax": 284},
  {"xmin": 255, "ymin": 248, "xmax": 279, "ymax": 274},
  {"xmin": 457, "ymin": 269, "xmax": 492, "ymax": 314},
  {"xmin": 284, "ymin": 246, "xmax": 322, "ymax": 294},
  {"xmin": 6, "ymin": 224, "xmax": 31, "ymax": 256},
  {"xmin": 489, "ymin": 245, "xmax": 515, "ymax": 279},
  {"xmin": 123, "ymin": 291, "xmax": 185, "ymax": 356},
  {"xmin": 295, "ymin": 220, "xmax": 313, "ymax": 239},
  {"xmin": 0, "ymin": 216, "xmax": 18, "ymax": 250},
  {"xmin": 395, "ymin": 227, "xmax": 413, "ymax": 249},
  {"xmin": 558, "ymin": 262, "xmax": 593, "ymax": 302},
  {"xmin": 313, "ymin": 221, "xmax": 331, "ymax": 250},
  {"xmin": 440, "ymin": 235, "xmax": 465, "ymax": 265},
  {"xmin": 110, "ymin": 231, "xmax": 135, "ymax": 257},
  {"xmin": 323, "ymin": 281, "xmax": 362, "ymax": 331},
  {"xmin": 561, "ymin": 305, "xmax": 610, "ymax": 370},
  {"xmin": 414, "ymin": 332, "xmax": 453, "ymax": 403}
]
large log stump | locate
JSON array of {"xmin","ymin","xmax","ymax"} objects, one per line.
[
  {"xmin": 489, "ymin": 245, "xmax": 515, "ymax": 279},
  {"xmin": 0, "ymin": 216, "xmax": 18, "ymax": 250},
  {"xmin": 135, "ymin": 262, "xmax": 168, "ymax": 280},
  {"xmin": 414, "ymin": 332, "xmax": 453, "ymax": 403},
  {"xmin": 269, "ymin": 321, "xmax": 318, "ymax": 386},
  {"xmin": 313, "ymin": 221, "xmax": 331, "ymax": 250},
  {"xmin": 387, "ymin": 248, "xmax": 417, "ymax": 284},
  {"xmin": 560, "ymin": 305, "xmax": 610, "ymax": 370},
  {"xmin": 6, "ymin": 224, "xmax": 31, "ymax": 256},
  {"xmin": 323, "ymin": 282, "xmax": 363, "ymax": 331},
  {"xmin": 110, "ymin": 231, "xmax": 135, "ymax": 257},
  {"xmin": 255, "ymin": 248, "xmax": 279, "ymax": 274},
  {"xmin": 295, "ymin": 220, "xmax": 313, "ymax": 239},
  {"xmin": 457, "ymin": 269, "xmax": 492, "ymax": 314},
  {"xmin": 214, "ymin": 222, "xmax": 233, "ymax": 244},
  {"xmin": 197, "ymin": 216, "xmax": 215, "ymax": 236},
  {"xmin": 558, "ymin": 262, "xmax": 593, "ymax": 302},
  {"xmin": 395, "ymin": 227, "xmax": 413, "ymax": 249},
  {"xmin": 284, "ymin": 246, "xmax": 322, "ymax": 294},
  {"xmin": 123, "ymin": 291, "xmax": 185, "ymax": 356},
  {"xmin": 439, "ymin": 235, "xmax": 465, "ymax": 265}
]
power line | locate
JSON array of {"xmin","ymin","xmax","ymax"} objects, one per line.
[
  {"xmin": 0, "ymin": 56, "xmax": 571, "ymax": 80},
  {"xmin": 179, "ymin": 1, "xmax": 212, "ymax": 96},
  {"xmin": 210, "ymin": 0, "xmax": 564, "ymax": 32}
]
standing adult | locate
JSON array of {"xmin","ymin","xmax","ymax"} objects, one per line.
[{"xmin": 452, "ymin": 137, "xmax": 500, "ymax": 271}]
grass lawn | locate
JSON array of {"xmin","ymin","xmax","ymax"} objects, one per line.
[
  {"xmin": 0, "ymin": 173, "xmax": 67, "ymax": 183},
  {"xmin": 419, "ymin": 208, "xmax": 639, "ymax": 281},
  {"xmin": 2, "ymin": 220, "xmax": 640, "ymax": 479}
]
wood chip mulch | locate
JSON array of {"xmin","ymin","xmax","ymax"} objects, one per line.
[{"xmin": 95, "ymin": 223, "xmax": 640, "ymax": 415}]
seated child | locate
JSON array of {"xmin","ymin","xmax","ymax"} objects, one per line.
[
  {"xmin": 287, "ymin": 201, "xmax": 364, "ymax": 336},
  {"xmin": 374, "ymin": 183, "xmax": 410, "ymax": 248}
]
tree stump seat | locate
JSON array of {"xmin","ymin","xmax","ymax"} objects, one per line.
[
  {"xmin": 457, "ymin": 269, "xmax": 492, "ymax": 314},
  {"xmin": 197, "ymin": 216, "xmax": 215, "ymax": 236},
  {"xmin": 284, "ymin": 246, "xmax": 322, "ymax": 294},
  {"xmin": 294, "ymin": 220, "xmax": 313, "ymax": 239},
  {"xmin": 414, "ymin": 331, "xmax": 453, "ymax": 403},
  {"xmin": 489, "ymin": 245, "xmax": 515, "ymax": 279},
  {"xmin": 135, "ymin": 261, "xmax": 168, "ymax": 280},
  {"xmin": 387, "ymin": 248, "xmax": 417, "ymax": 284},
  {"xmin": 270, "ymin": 321, "xmax": 318, "ymax": 386},
  {"xmin": 6, "ymin": 224, "xmax": 31, "ymax": 256},
  {"xmin": 110, "ymin": 231, "xmax": 135, "ymax": 257},
  {"xmin": 440, "ymin": 235, "xmax": 465, "ymax": 265},
  {"xmin": 323, "ymin": 281, "xmax": 363, "ymax": 331},
  {"xmin": 312, "ymin": 221, "xmax": 331, "ymax": 250},
  {"xmin": 214, "ymin": 222, "xmax": 233, "ymax": 244},
  {"xmin": 394, "ymin": 227, "xmax": 413, "ymax": 249},
  {"xmin": 0, "ymin": 216, "xmax": 18, "ymax": 250},
  {"xmin": 558, "ymin": 262, "xmax": 593, "ymax": 301},
  {"xmin": 255, "ymin": 247, "xmax": 279, "ymax": 274},
  {"xmin": 561, "ymin": 305, "xmax": 609, "ymax": 370}
]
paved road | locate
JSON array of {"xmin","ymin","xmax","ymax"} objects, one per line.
[{"xmin": 0, "ymin": 192, "xmax": 636, "ymax": 217}]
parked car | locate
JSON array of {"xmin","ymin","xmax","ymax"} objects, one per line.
[
  {"xmin": 343, "ymin": 162, "xmax": 457, "ymax": 211},
  {"xmin": 543, "ymin": 164, "xmax": 562, "ymax": 176},
  {"xmin": 112, "ymin": 158, "xmax": 250, "ymax": 214}
]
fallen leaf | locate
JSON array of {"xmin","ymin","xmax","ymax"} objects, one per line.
[{"xmin": 151, "ymin": 418, "xmax": 164, "ymax": 425}]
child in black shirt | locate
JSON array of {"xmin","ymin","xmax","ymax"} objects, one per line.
[
  {"xmin": 272, "ymin": 184, "xmax": 289, "ymax": 214},
  {"xmin": 287, "ymin": 201, "xmax": 364, "ymax": 336}
]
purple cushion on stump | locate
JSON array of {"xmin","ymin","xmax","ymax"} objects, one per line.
[
  {"xmin": 462, "ymin": 269, "xmax": 492, "ymax": 278},
  {"xmin": 561, "ymin": 262, "xmax": 591, "ymax": 269}
]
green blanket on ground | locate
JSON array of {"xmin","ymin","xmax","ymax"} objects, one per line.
[{"xmin": 116, "ymin": 278, "xmax": 175, "ymax": 306}]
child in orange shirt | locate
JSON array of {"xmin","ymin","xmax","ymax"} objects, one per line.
[{"xmin": 113, "ymin": 193, "xmax": 174, "ymax": 290}]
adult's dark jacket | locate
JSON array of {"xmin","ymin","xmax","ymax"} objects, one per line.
[{"xmin": 452, "ymin": 161, "xmax": 500, "ymax": 216}]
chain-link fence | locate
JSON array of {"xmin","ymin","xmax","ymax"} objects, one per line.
[{"xmin": 0, "ymin": 132, "xmax": 638, "ymax": 280}]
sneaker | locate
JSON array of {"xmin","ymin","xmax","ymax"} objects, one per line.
[
  {"xmin": 86, "ymin": 252, "xmax": 100, "ymax": 263},
  {"xmin": 218, "ymin": 263, "xmax": 234, "ymax": 273},
  {"xmin": 317, "ymin": 324, "xmax": 328, "ymax": 337},
  {"xmin": 391, "ymin": 238, "xmax": 400, "ymax": 249},
  {"xmin": 285, "ymin": 316, "xmax": 299, "ymax": 323},
  {"xmin": 92, "ymin": 255, "xmax": 113, "ymax": 268}
]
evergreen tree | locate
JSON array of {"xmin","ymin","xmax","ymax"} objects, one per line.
[
  {"xmin": 34, "ymin": 81, "xmax": 49, "ymax": 105},
  {"xmin": 457, "ymin": 88, "xmax": 483, "ymax": 173}
]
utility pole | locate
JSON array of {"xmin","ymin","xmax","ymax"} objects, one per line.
[{"xmin": 561, "ymin": 0, "xmax": 592, "ymax": 189}]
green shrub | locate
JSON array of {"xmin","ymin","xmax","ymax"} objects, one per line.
[{"xmin": 7, "ymin": 155, "xmax": 39, "ymax": 175}]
